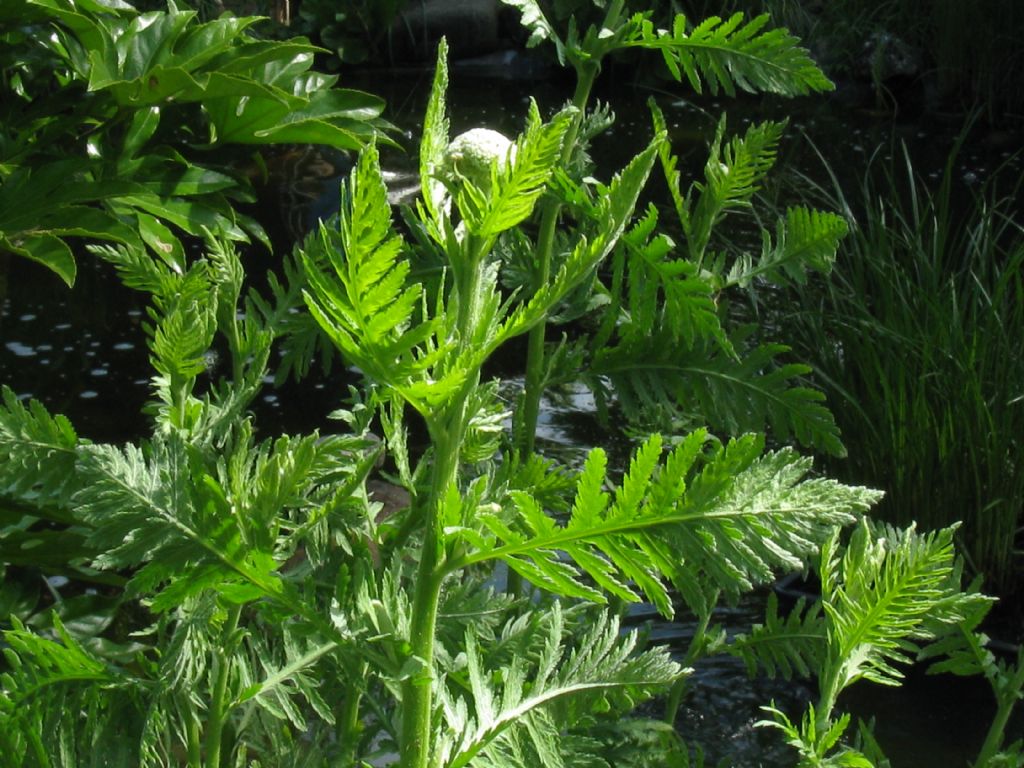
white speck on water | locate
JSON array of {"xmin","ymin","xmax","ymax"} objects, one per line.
[
  {"xmin": 113, "ymin": 342, "xmax": 135, "ymax": 351},
  {"xmin": 79, "ymin": 390, "xmax": 98, "ymax": 399},
  {"xmin": 5, "ymin": 341, "xmax": 36, "ymax": 357},
  {"xmin": 19, "ymin": 313, "xmax": 36, "ymax": 322}
]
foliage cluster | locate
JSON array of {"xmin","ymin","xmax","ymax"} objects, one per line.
[
  {"xmin": 0, "ymin": 0, "xmax": 390, "ymax": 286},
  {"xmin": 0, "ymin": 1, "xmax": 1020, "ymax": 767},
  {"xmin": 291, "ymin": 0, "xmax": 407, "ymax": 66}
]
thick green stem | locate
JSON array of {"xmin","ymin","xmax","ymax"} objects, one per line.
[
  {"xmin": 976, "ymin": 650, "xmax": 1024, "ymax": 767},
  {"xmin": 400, "ymin": 238, "xmax": 488, "ymax": 768},
  {"xmin": 400, "ymin": 526, "xmax": 445, "ymax": 768},
  {"xmin": 171, "ymin": 374, "xmax": 191, "ymax": 431},
  {"xmin": 204, "ymin": 604, "xmax": 242, "ymax": 768}
]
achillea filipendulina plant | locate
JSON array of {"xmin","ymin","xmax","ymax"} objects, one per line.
[{"xmin": 0, "ymin": 2, "xmax": 1009, "ymax": 766}]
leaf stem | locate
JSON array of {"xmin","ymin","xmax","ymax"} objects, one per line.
[
  {"xmin": 517, "ymin": 63, "xmax": 599, "ymax": 460},
  {"xmin": 336, "ymin": 662, "xmax": 368, "ymax": 767},
  {"xmin": 187, "ymin": 713, "xmax": 203, "ymax": 768},
  {"xmin": 663, "ymin": 592, "xmax": 717, "ymax": 725}
]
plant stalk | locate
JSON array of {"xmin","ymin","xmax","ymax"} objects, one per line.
[
  {"xmin": 204, "ymin": 603, "xmax": 242, "ymax": 768},
  {"xmin": 975, "ymin": 649, "xmax": 1024, "ymax": 767},
  {"xmin": 514, "ymin": 0, "xmax": 625, "ymax": 454},
  {"xmin": 516, "ymin": 63, "xmax": 599, "ymax": 459},
  {"xmin": 508, "ymin": 59, "xmax": 600, "ymax": 601},
  {"xmin": 400, "ymin": 237, "xmax": 488, "ymax": 768},
  {"xmin": 187, "ymin": 713, "xmax": 203, "ymax": 768},
  {"xmin": 663, "ymin": 594, "xmax": 718, "ymax": 725},
  {"xmin": 336, "ymin": 664, "xmax": 368, "ymax": 767}
]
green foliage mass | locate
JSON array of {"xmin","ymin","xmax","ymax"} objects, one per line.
[
  {"xmin": 0, "ymin": 2, "xmax": 1014, "ymax": 767},
  {"xmin": 0, "ymin": 0, "xmax": 391, "ymax": 285}
]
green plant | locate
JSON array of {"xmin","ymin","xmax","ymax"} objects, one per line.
[
  {"xmin": 783, "ymin": 143, "xmax": 1024, "ymax": 596},
  {"xmin": 735, "ymin": 520, "xmax": 992, "ymax": 767},
  {"xmin": 294, "ymin": 0, "xmax": 408, "ymax": 66},
  {"xmin": 0, "ymin": 3, "xmax": 996, "ymax": 768},
  {"xmin": 0, "ymin": 0, "xmax": 391, "ymax": 285}
]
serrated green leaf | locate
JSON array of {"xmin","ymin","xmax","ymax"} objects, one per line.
[
  {"xmin": 629, "ymin": 13, "xmax": 833, "ymax": 97},
  {"xmin": 457, "ymin": 431, "xmax": 878, "ymax": 615}
]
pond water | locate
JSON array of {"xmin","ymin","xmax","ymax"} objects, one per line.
[{"xmin": 1, "ymin": 60, "xmax": 1020, "ymax": 766}]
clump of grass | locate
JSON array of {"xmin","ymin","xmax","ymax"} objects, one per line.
[{"xmin": 785, "ymin": 143, "xmax": 1024, "ymax": 595}]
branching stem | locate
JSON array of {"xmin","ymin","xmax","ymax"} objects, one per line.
[
  {"xmin": 400, "ymin": 234, "xmax": 489, "ymax": 768},
  {"xmin": 976, "ymin": 648, "xmax": 1024, "ymax": 767}
]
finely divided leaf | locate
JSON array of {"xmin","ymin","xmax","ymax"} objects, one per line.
[
  {"xmin": 728, "ymin": 593, "xmax": 826, "ymax": 679},
  {"xmin": 727, "ymin": 206, "xmax": 848, "ymax": 290},
  {"xmin": 630, "ymin": 13, "xmax": 834, "ymax": 97},
  {"xmin": 687, "ymin": 117, "xmax": 786, "ymax": 263},
  {"xmin": 457, "ymin": 431, "xmax": 878, "ymax": 617},
  {"xmin": 301, "ymin": 145, "xmax": 460, "ymax": 414},
  {"xmin": 438, "ymin": 605, "xmax": 683, "ymax": 768},
  {"xmin": 823, "ymin": 520, "xmax": 961, "ymax": 689},
  {"xmin": 466, "ymin": 101, "xmax": 574, "ymax": 238},
  {"xmin": 498, "ymin": 131, "xmax": 664, "ymax": 344},
  {"xmin": 588, "ymin": 336, "xmax": 846, "ymax": 456},
  {"xmin": 420, "ymin": 38, "xmax": 451, "ymax": 228},
  {"xmin": 0, "ymin": 387, "xmax": 79, "ymax": 510},
  {"xmin": 499, "ymin": 0, "xmax": 564, "ymax": 61}
]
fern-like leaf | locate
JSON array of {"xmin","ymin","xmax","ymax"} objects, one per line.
[
  {"xmin": 727, "ymin": 206, "xmax": 848, "ymax": 290},
  {"xmin": 454, "ymin": 431, "xmax": 879, "ymax": 617},
  {"xmin": 302, "ymin": 145, "xmax": 463, "ymax": 414},
  {"xmin": 498, "ymin": 131, "xmax": 664, "ymax": 344},
  {"xmin": 822, "ymin": 520, "xmax": 961, "ymax": 690},
  {"xmin": 613, "ymin": 204, "xmax": 729, "ymax": 351},
  {"xmin": 0, "ymin": 386, "xmax": 79, "ymax": 511},
  {"xmin": 630, "ymin": 13, "xmax": 834, "ymax": 97},
  {"xmin": 758, "ymin": 703, "xmax": 873, "ymax": 768},
  {"xmin": 686, "ymin": 116, "xmax": 787, "ymax": 263},
  {"xmin": 74, "ymin": 435, "xmax": 281, "ymax": 601},
  {"xmin": 234, "ymin": 627, "xmax": 340, "ymax": 730},
  {"xmin": 146, "ymin": 265, "xmax": 218, "ymax": 383},
  {"xmin": 437, "ymin": 604, "xmax": 683, "ymax": 768},
  {"xmin": 0, "ymin": 615, "xmax": 139, "ymax": 764},
  {"xmin": 728, "ymin": 592, "xmax": 826, "ymax": 680},
  {"xmin": 588, "ymin": 334, "xmax": 845, "ymax": 456},
  {"xmin": 498, "ymin": 0, "xmax": 563, "ymax": 60},
  {"xmin": 420, "ymin": 38, "xmax": 451, "ymax": 230}
]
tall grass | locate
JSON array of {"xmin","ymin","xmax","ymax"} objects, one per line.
[{"xmin": 784, "ymin": 145, "xmax": 1024, "ymax": 595}]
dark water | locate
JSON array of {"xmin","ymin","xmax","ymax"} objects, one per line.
[{"xmin": 1, "ymin": 64, "xmax": 1020, "ymax": 767}]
